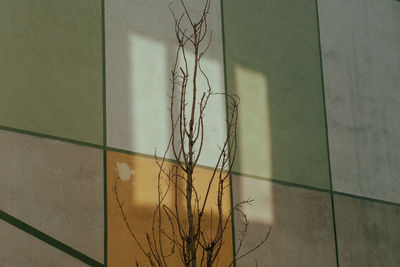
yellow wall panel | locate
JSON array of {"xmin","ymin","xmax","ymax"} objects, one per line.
[{"xmin": 107, "ymin": 151, "xmax": 233, "ymax": 266}]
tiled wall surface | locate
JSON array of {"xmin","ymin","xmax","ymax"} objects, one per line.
[{"xmin": 1, "ymin": 0, "xmax": 399, "ymax": 266}]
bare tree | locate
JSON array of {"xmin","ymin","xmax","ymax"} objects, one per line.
[{"xmin": 113, "ymin": 1, "xmax": 270, "ymax": 266}]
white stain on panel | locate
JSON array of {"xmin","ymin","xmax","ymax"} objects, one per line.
[{"xmin": 116, "ymin": 162, "xmax": 135, "ymax": 182}]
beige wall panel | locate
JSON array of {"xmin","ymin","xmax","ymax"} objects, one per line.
[
  {"xmin": 0, "ymin": 220, "xmax": 88, "ymax": 267},
  {"xmin": 0, "ymin": 130, "xmax": 104, "ymax": 262},
  {"xmin": 232, "ymin": 175, "xmax": 336, "ymax": 266}
]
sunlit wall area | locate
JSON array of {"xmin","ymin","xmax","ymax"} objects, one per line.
[
  {"xmin": 105, "ymin": 0, "xmax": 228, "ymax": 168},
  {"xmin": 0, "ymin": 0, "xmax": 399, "ymax": 266}
]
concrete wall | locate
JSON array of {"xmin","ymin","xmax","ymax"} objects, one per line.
[
  {"xmin": 1, "ymin": 0, "xmax": 399, "ymax": 266},
  {"xmin": 318, "ymin": 0, "xmax": 400, "ymax": 204}
]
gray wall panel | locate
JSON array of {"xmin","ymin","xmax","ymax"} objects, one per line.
[
  {"xmin": 334, "ymin": 195, "xmax": 400, "ymax": 266},
  {"xmin": 0, "ymin": 130, "xmax": 104, "ymax": 262},
  {"xmin": 0, "ymin": 220, "xmax": 88, "ymax": 267},
  {"xmin": 318, "ymin": 0, "xmax": 400, "ymax": 203},
  {"xmin": 232, "ymin": 175, "xmax": 336, "ymax": 266}
]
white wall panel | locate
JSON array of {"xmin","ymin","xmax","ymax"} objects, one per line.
[{"xmin": 106, "ymin": 0, "xmax": 227, "ymax": 168}]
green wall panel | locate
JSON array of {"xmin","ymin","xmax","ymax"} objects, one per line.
[
  {"xmin": 222, "ymin": 0, "xmax": 330, "ymax": 189},
  {"xmin": 0, "ymin": 0, "xmax": 103, "ymax": 144}
]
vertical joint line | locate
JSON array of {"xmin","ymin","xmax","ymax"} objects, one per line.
[
  {"xmin": 219, "ymin": 1, "xmax": 237, "ymax": 266},
  {"xmin": 314, "ymin": 0, "xmax": 339, "ymax": 266},
  {"xmin": 101, "ymin": 0, "xmax": 108, "ymax": 266}
]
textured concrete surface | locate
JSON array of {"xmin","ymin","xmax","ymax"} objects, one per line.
[
  {"xmin": 231, "ymin": 175, "xmax": 336, "ymax": 267},
  {"xmin": 222, "ymin": 0, "xmax": 330, "ymax": 189},
  {"xmin": 318, "ymin": 0, "xmax": 400, "ymax": 203},
  {"xmin": 334, "ymin": 195, "xmax": 400, "ymax": 267},
  {"xmin": 0, "ymin": 220, "xmax": 88, "ymax": 267},
  {"xmin": 107, "ymin": 151, "xmax": 233, "ymax": 266},
  {"xmin": 0, "ymin": 130, "xmax": 104, "ymax": 262},
  {"xmin": 0, "ymin": 0, "xmax": 103, "ymax": 144},
  {"xmin": 105, "ymin": 0, "xmax": 227, "ymax": 167}
]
